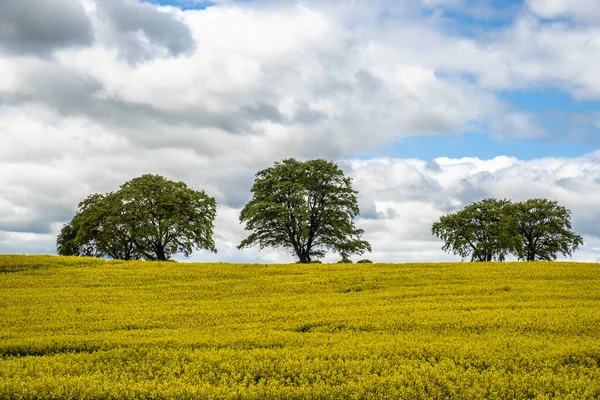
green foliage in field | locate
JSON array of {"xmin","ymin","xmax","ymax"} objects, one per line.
[{"xmin": 1, "ymin": 255, "xmax": 599, "ymax": 399}]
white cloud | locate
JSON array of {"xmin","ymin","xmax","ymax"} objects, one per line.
[
  {"xmin": 480, "ymin": 14, "xmax": 600, "ymax": 99},
  {"xmin": 342, "ymin": 151, "xmax": 600, "ymax": 262},
  {"xmin": 527, "ymin": 0, "xmax": 600, "ymax": 23},
  {"xmin": 43, "ymin": 0, "xmax": 542, "ymax": 148}
]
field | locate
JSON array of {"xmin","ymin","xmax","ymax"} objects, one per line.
[{"xmin": 0, "ymin": 255, "xmax": 599, "ymax": 399}]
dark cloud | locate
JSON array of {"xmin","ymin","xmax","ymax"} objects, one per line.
[
  {"xmin": 0, "ymin": 0, "xmax": 93, "ymax": 55},
  {"xmin": 2, "ymin": 61, "xmax": 285, "ymax": 147},
  {"xmin": 355, "ymin": 69, "xmax": 383, "ymax": 93},
  {"xmin": 0, "ymin": 220, "xmax": 57, "ymax": 235},
  {"xmin": 573, "ymin": 214, "xmax": 600, "ymax": 238},
  {"xmin": 0, "ymin": 200, "xmax": 73, "ymax": 235},
  {"xmin": 246, "ymin": 103, "xmax": 283, "ymax": 124},
  {"xmin": 292, "ymin": 101, "xmax": 326, "ymax": 125},
  {"xmin": 0, "ymin": 0, "xmax": 195, "ymax": 61},
  {"xmin": 97, "ymin": 0, "xmax": 195, "ymax": 62}
]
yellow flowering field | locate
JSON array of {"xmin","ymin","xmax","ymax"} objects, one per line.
[{"xmin": 0, "ymin": 255, "xmax": 599, "ymax": 399}]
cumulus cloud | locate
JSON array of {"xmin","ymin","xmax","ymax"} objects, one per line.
[
  {"xmin": 343, "ymin": 151, "xmax": 600, "ymax": 262},
  {"xmin": 0, "ymin": 0, "xmax": 94, "ymax": 55},
  {"xmin": 478, "ymin": 14, "xmax": 600, "ymax": 101},
  {"xmin": 0, "ymin": 1, "xmax": 532, "ymax": 158},
  {"xmin": 5, "ymin": 0, "xmax": 590, "ymax": 149},
  {"xmin": 94, "ymin": 0, "xmax": 196, "ymax": 62},
  {"xmin": 527, "ymin": 0, "xmax": 600, "ymax": 23}
]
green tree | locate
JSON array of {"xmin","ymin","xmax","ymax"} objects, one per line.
[
  {"xmin": 57, "ymin": 221, "xmax": 85, "ymax": 257},
  {"xmin": 432, "ymin": 198, "xmax": 520, "ymax": 262},
  {"xmin": 57, "ymin": 193, "xmax": 137, "ymax": 260},
  {"xmin": 513, "ymin": 198, "xmax": 583, "ymax": 261},
  {"xmin": 57, "ymin": 174, "xmax": 217, "ymax": 261},
  {"xmin": 238, "ymin": 158, "xmax": 371, "ymax": 263},
  {"xmin": 117, "ymin": 174, "xmax": 217, "ymax": 261}
]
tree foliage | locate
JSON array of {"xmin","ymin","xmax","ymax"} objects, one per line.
[
  {"xmin": 57, "ymin": 174, "xmax": 217, "ymax": 261},
  {"xmin": 431, "ymin": 198, "xmax": 519, "ymax": 262},
  {"xmin": 238, "ymin": 158, "xmax": 371, "ymax": 263},
  {"xmin": 513, "ymin": 198, "xmax": 583, "ymax": 261},
  {"xmin": 432, "ymin": 197, "xmax": 583, "ymax": 262}
]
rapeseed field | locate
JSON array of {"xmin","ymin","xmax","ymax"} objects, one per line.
[{"xmin": 0, "ymin": 255, "xmax": 599, "ymax": 399}]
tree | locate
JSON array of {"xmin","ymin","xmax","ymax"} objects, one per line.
[
  {"xmin": 513, "ymin": 198, "xmax": 583, "ymax": 261},
  {"xmin": 57, "ymin": 174, "xmax": 217, "ymax": 261},
  {"xmin": 57, "ymin": 193, "xmax": 142, "ymax": 260},
  {"xmin": 238, "ymin": 158, "xmax": 371, "ymax": 263},
  {"xmin": 57, "ymin": 221, "xmax": 85, "ymax": 257},
  {"xmin": 431, "ymin": 198, "xmax": 520, "ymax": 262},
  {"xmin": 117, "ymin": 174, "xmax": 217, "ymax": 261}
]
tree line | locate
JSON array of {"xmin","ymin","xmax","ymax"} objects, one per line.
[
  {"xmin": 431, "ymin": 198, "xmax": 583, "ymax": 262},
  {"xmin": 58, "ymin": 159, "xmax": 583, "ymax": 263}
]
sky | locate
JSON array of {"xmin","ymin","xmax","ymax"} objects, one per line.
[{"xmin": 0, "ymin": 0, "xmax": 598, "ymax": 263}]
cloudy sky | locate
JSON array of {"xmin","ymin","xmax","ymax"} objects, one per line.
[{"xmin": 1, "ymin": 0, "xmax": 598, "ymax": 263}]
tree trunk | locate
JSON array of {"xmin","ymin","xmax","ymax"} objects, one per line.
[
  {"xmin": 526, "ymin": 247, "xmax": 535, "ymax": 261},
  {"xmin": 156, "ymin": 245, "xmax": 167, "ymax": 261},
  {"xmin": 297, "ymin": 251, "xmax": 311, "ymax": 263}
]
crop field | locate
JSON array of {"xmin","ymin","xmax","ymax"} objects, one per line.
[{"xmin": 0, "ymin": 255, "xmax": 599, "ymax": 399}]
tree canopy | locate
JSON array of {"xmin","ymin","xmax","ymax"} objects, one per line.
[
  {"xmin": 57, "ymin": 174, "xmax": 217, "ymax": 261},
  {"xmin": 431, "ymin": 198, "xmax": 519, "ymax": 262},
  {"xmin": 238, "ymin": 158, "xmax": 371, "ymax": 263},
  {"xmin": 57, "ymin": 192, "xmax": 139, "ymax": 260},
  {"xmin": 432, "ymin": 197, "xmax": 582, "ymax": 261},
  {"xmin": 513, "ymin": 198, "xmax": 583, "ymax": 261}
]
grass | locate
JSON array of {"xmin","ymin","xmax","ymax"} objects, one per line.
[{"xmin": 0, "ymin": 255, "xmax": 599, "ymax": 399}]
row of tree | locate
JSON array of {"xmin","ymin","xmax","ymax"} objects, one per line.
[
  {"xmin": 431, "ymin": 198, "xmax": 583, "ymax": 261},
  {"xmin": 58, "ymin": 158, "xmax": 582, "ymax": 263},
  {"xmin": 58, "ymin": 159, "xmax": 371, "ymax": 262}
]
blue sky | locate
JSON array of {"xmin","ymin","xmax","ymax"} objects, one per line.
[
  {"xmin": 390, "ymin": 88, "xmax": 598, "ymax": 160},
  {"xmin": 149, "ymin": 0, "xmax": 215, "ymax": 10}
]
